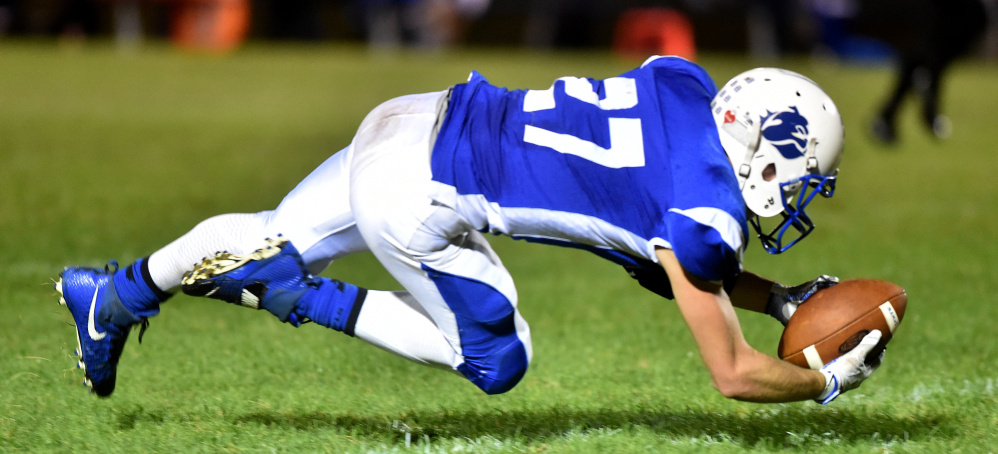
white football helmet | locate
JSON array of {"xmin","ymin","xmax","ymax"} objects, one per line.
[{"xmin": 711, "ymin": 68, "xmax": 844, "ymax": 254}]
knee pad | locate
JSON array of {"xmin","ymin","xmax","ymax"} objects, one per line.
[
  {"xmin": 424, "ymin": 265, "xmax": 529, "ymax": 395},
  {"xmin": 457, "ymin": 340, "xmax": 529, "ymax": 395}
]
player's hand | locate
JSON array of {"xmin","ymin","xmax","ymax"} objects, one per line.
[
  {"xmin": 766, "ymin": 274, "xmax": 839, "ymax": 326},
  {"xmin": 815, "ymin": 329, "xmax": 885, "ymax": 405}
]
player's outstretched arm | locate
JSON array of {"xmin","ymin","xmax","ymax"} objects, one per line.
[{"xmin": 657, "ymin": 248, "xmax": 827, "ymax": 403}]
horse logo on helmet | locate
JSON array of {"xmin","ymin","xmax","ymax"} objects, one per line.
[{"xmin": 760, "ymin": 107, "xmax": 809, "ymax": 160}]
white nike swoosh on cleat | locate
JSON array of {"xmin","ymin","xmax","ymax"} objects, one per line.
[{"xmin": 88, "ymin": 287, "xmax": 107, "ymax": 341}]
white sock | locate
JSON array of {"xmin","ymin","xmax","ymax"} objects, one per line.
[
  {"xmin": 353, "ymin": 290, "xmax": 459, "ymax": 372},
  {"xmin": 147, "ymin": 213, "xmax": 265, "ymax": 292}
]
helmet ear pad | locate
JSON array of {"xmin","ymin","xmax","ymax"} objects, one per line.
[{"xmin": 740, "ymin": 142, "xmax": 808, "ymax": 218}]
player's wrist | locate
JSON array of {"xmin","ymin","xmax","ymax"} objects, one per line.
[
  {"xmin": 765, "ymin": 283, "xmax": 793, "ymax": 325},
  {"xmin": 815, "ymin": 368, "xmax": 839, "ymax": 404}
]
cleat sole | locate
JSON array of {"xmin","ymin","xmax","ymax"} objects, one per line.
[
  {"xmin": 59, "ymin": 276, "xmax": 90, "ymax": 383},
  {"xmin": 56, "ymin": 278, "xmax": 66, "ymax": 305},
  {"xmin": 182, "ymin": 237, "xmax": 287, "ymax": 286}
]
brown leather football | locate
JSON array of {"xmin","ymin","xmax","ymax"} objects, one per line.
[{"xmin": 778, "ymin": 279, "xmax": 907, "ymax": 369}]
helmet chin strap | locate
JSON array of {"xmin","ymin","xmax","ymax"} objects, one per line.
[
  {"xmin": 720, "ymin": 108, "xmax": 762, "ymax": 190},
  {"xmin": 805, "ymin": 137, "xmax": 819, "ymax": 172}
]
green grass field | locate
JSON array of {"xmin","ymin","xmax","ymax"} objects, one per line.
[{"xmin": 1, "ymin": 41, "xmax": 996, "ymax": 453}]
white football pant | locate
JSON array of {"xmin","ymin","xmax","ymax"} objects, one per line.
[{"xmin": 149, "ymin": 91, "xmax": 533, "ymax": 393}]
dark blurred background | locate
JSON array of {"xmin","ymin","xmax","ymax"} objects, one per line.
[
  {"xmin": 0, "ymin": 0, "xmax": 995, "ymax": 60},
  {"xmin": 2, "ymin": 0, "xmax": 994, "ymax": 144}
]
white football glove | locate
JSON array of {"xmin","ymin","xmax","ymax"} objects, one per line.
[
  {"xmin": 815, "ymin": 329, "xmax": 885, "ymax": 405},
  {"xmin": 766, "ymin": 274, "xmax": 839, "ymax": 326}
]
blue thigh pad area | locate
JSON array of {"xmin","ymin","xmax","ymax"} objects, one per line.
[{"xmin": 423, "ymin": 265, "xmax": 528, "ymax": 395}]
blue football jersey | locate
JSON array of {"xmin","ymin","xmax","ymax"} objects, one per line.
[{"xmin": 429, "ymin": 56, "xmax": 747, "ymax": 282}]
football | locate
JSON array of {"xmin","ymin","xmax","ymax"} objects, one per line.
[{"xmin": 778, "ymin": 279, "xmax": 907, "ymax": 369}]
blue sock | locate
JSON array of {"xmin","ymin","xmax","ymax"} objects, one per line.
[
  {"xmin": 112, "ymin": 257, "xmax": 172, "ymax": 318},
  {"xmin": 295, "ymin": 278, "xmax": 367, "ymax": 335}
]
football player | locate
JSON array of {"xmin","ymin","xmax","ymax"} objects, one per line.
[{"xmin": 57, "ymin": 56, "xmax": 883, "ymax": 403}]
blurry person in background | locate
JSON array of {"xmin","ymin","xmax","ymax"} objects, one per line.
[
  {"xmin": 0, "ymin": 0, "xmax": 12, "ymax": 36},
  {"xmin": 421, "ymin": 0, "xmax": 490, "ymax": 47},
  {"xmin": 361, "ymin": 0, "xmax": 490, "ymax": 49},
  {"xmin": 57, "ymin": 0, "xmax": 99, "ymax": 40},
  {"xmin": 523, "ymin": 0, "xmax": 613, "ymax": 49},
  {"xmin": 868, "ymin": 0, "xmax": 989, "ymax": 144}
]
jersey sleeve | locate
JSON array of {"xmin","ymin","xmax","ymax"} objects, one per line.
[
  {"xmin": 665, "ymin": 207, "xmax": 744, "ymax": 282},
  {"xmin": 640, "ymin": 55, "xmax": 718, "ymax": 99}
]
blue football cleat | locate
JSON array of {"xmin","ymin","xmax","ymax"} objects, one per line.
[
  {"xmin": 56, "ymin": 263, "xmax": 147, "ymax": 397},
  {"xmin": 181, "ymin": 236, "xmax": 314, "ymax": 325}
]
